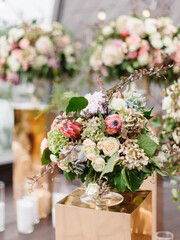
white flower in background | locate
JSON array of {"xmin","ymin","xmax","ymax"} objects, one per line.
[
  {"xmin": 159, "ymin": 17, "xmax": 173, "ymax": 27},
  {"xmin": 137, "ymin": 55, "xmax": 149, "ymax": 66},
  {"xmin": 8, "ymin": 28, "xmax": 24, "ymax": 43},
  {"xmin": 116, "ymin": 15, "xmax": 130, "ymax": 31},
  {"xmin": 33, "ymin": 55, "xmax": 48, "ymax": 69},
  {"xmin": 92, "ymin": 157, "xmax": 105, "ymax": 172},
  {"xmin": 163, "ymin": 36, "xmax": 176, "ymax": 55},
  {"xmin": 0, "ymin": 36, "xmax": 11, "ymax": 58},
  {"xmin": 21, "ymin": 46, "xmax": 36, "ymax": 64},
  {"xmin": 150, "ymin": 32, "xmax": 163, "ymax": 49},
  {"xmin": 64, "ymin": 45, "xmax": 74, "ymax": 55},
  {"xmin": 90, "ymin": 48, "xmax": 103, "ymax": 71},
  {"xmin": 35, "ymin": 36, "xmax": 54, "ymax": 55},
  {"xmin": 66, "ymin": 56, "xmax": 75, "ymax": 63},
  {"xmin": 102, "ymin": 25, "xmax": 114, "ymax": 36},
  {"xmin": 144, "ymin": 18, "xmax": 157, "ymax": 35},
  {"xmin": 102, "ymin": 44, "xmax": 124, "ymax": 66},
  {"xmin": 126, "ymin": 17, "xmax": 144, "ymax": 36},
  {"xmin": 172, "ymin": 128, "xmax": 180, "ymax": 144},
  {"xmin": 109, "ymin": 97, "xmax": 127, "ymax": 111},
  {"xmin": 7, "ymin": 56, "xmax": 20, "ymax": 72},
  {"xmin": 40, "ymin": 23, "xmax": 53, "ymax": 33},
  {"xmin": 162, "ymin": 96, "xmax": 172, "ymax": 114},
  {"xmin": 103, "ymin": 137, "xmax": 120, "ymax": 156},
  {"xmin": 85, "ymin": 183, "xmax": 100, "ymax": 199}
]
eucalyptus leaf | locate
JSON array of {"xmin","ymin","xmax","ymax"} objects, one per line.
[{"xmin": 100, "ymin": 153, "xmax": 119, "ymax": 179}]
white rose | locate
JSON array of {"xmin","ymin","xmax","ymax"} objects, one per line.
[
  {"xmin": 87, "ymin": 153, "xmax": 97, "ymax": 161},
  {"xmin": 35, "ymin": 36, "xmax": 54, "ymax": 55},
  {"xmin": 103, "ymin": 137, "xmax": 120, "ymax": 156},
  {"xmin": 92, "ymin": 157, "xmax": 105, "ymax": 172},
  {"xmin": 85, "ymin": 183, "xmax": 100, "ymax": 199},
  {"xmin": 33, "ymin": 55, "xmax": 48, "ymax": 69},
  {"xmin": 126, "ymin": 17, "xmax": 144, "ymax": 36},
  {"xmin": 109, "ymin": 97, "xmax": 127, "ymax": 111},
  {"xmin": 0, "ymin": 36, "xmax": 11, "ymax": 58},
  {"xmin": 102, "ymin": 25, "xmax": 113, "ymax": 36},
  {"xmin": 7, "ymin": 56, "xmax": 20, "ymax": 72},
  {"xmin": 116, "ymin": 15, "xmax": 130, "ymax": 31},
  {"xmin": 66, "ymin": 56, "xmax": 75, "ymax": 63},
  {"xmin": 144, "ymin": 18, "xmax": 157, "ymax": 35},
  {"xmin": 162, "ymin": 96, "xmax": 172, "ymax": 113},
  {"xmin": 137, "ymin": 55, "xmax": 149, "ymax": 66},
  {"xmin": 102, "ymin": 44, "xmax": 124, "ymax": 67},
  {"xmin": 40, "ymin": 23, "xmax": 52, "ymax": 33},
  {"xmin": 90, "ymin": 48, "xmax": 103, "ymax": 71},
  {"xmin": 151, "ymin": 39, "xmax": 163, "ymax": 49},
  {"xmin": 163, "ymin": 36, "xmax": 173, "ymax": 47},
  {"xmin": 64, "ymin": 45, "xmax": 74, "ymax": 55},
  {"xmin": 8, "ymin": 28, "xmax": 24, "ymax": 43}
]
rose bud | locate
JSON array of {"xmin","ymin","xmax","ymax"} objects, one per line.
[
  {"xmin": 104, "ymin": 114, "xmax": 122, "ymax": 135},
  {"xmin": 61, "ymin": 120, "xmax": 82, "ymax": 139}
]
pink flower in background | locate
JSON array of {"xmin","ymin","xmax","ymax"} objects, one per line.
[
  {"xmin": 138, "ymin": 46, "xmax": 149, "ymax": 56},
  {"xmin": 40, "ymin": 138, "xmax": 49, "ymax": 154},
  {"xmin": 61, "ymin": 35, "xmax": 70, "ymax": 46},
  {"xmin": 120, "ymin": 27, "xmax": 129, "ymax": 38},
  {"xmin": 10, "ymin": 42, "xmax": 18, "ymax": 50},
  {"xmin": 100, "ymin": 66, "xmax": 108, "ymax": 77},
  {"xmin": 48, "ymin": 58, "xmax": 60, "ymax": 69},
  {"xmin": 154, "ymin": 50, "xmax": 163, "ymax": 65},
  {"xmin": 6, "ymin": 72, "xmax": 20, "ymax": 85},
  {"xmin": 11, "ymin": 49, "xmax": 22, "ymax": 61},
  {"xmin": 0, "ymin": 59, "xmax": 5, "ymax": 66},
  {"xmin": 22, "ymin": 62, "xmax": 29, "ymax": 71},
  {"xmin": 19, "ymin": 38, "xmax": 30, "ymax": 50},
  {"xmin": 112, "ymin": 39, "xmax": 123, "ymax": 47},
  {"xmin": 127, "ymin": 51, "xmax": 138, "ymax": 60},
  {"xmin": 126, "ymin": 34, "xmax": 140, "ymax": 46}
]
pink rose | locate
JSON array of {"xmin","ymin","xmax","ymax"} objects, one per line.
[
  {"xmin": 112, "ymin": 39, "xmax": 123, "ymax": 47},
  {"xmin": 10, "ymin": 42, "xmax": 18, "ymax": 50},
  {"xmin": 40, "ymin": 138, "xmax": 49, "ymax": 154},
  {"xmin": 126, "ymin": 34, "xmax": 140, "ymax": 46},
  {"xmin": 6, "ymin": 72, "xmax": 20, "ymax": 85},
  {"xmin": 120, "ymin": 27, "xmax": 129, "ymax": 38},
  {"xmin": 127, "ymin": 51, "xmax": 138, "ymax": 60},
  {"xmin": 138, "ymin": 46, "xmax": 148, "ymax": 56},
  {"xmin": 11, "ymin": 49, "xmax": 22, "ymax": 61},
  {"xmin": 19, "ymin": 38, "xmax": 30, "ymax": 50},
  {"xmin": 61, "ymin": 35, "xmax": 70, "ymax": 46},
  {"xmin": 22, "ymin": 62, "xmax": 29, "ymax": 71}
]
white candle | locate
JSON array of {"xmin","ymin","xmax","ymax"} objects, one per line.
[
  {"xmin": 0, "ymin": 202, "xmax": 5, "ymax": 232},
  {"xmin": 16, "ymin": 199, "xmax": 34, "ymax": 234},
  {"xmin": 24, "ymin": 196, "xmax": 39, "ymax": 224},
  {"xmin": 52, "ymin": 192, "xmax": 67, "ymax": 207}
]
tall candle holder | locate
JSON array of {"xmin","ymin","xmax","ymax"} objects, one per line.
[{"xmin": 0, "ymin": 181, "xmax": 5, "ymax": 232}]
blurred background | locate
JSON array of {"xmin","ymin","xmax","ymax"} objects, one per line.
[{"xmin": 0, "ymin": 0, "xmax": 179, "ymax": 240}]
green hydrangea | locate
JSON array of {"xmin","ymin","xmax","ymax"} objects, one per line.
[
  {"xmin": 48, "ymin": 125, "xmax": 68, "ymax": 154},
  {"xmin": 81, "ymin": 117, "xmax": 105, "ymax": 142},
  {"xmin": 124, "ymin": 92, "xmax": 146, "ymax": 113}
]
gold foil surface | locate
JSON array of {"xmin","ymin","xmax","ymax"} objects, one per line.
[{"xmin": 55, "ymin": 187, "xmax": 152, "ymax": 240}]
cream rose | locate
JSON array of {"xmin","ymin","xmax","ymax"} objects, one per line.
[
  {"xmin": 109, "ymin": 97, "xmax": 127, "ymax": 111},
  {"xmin": 85, "ymin": 183, "xmax": 100, "ymax": 199},
  {"xmin": 103, "ymin": 137, "xmax": 120, "ymax": 156},
  {"xmin": 35, "ymin": 36, "xmax": 54, "ymax": 55},
  {"xmin": 92, "ymin": 157, "xmax": 105, "ymax": 172},
  {"xmin": 7, "ymin": 56, "xmax": 20, "ymax": 72},
  {"xmin": 102, "ymin": 44, "xmax": 124, "ymax": 67},
  {"xmin": 8, "ymin": 28, "xmax": 24, "ymax": 43},
  {"xmin": 87, "ymin": 153, "xmax": 97, "ymax": 161}
]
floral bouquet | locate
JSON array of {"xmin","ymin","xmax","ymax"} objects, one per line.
[
  {"xmin": 0, "ymin": 21, "xmax": 77, "ymax": 85},
  {"xmin": 157, "ymin": 80, "xmax": 180, "ymax": 209},
  {"xmin": 89, "ymin": 15, "xmax": 180, "ymax": 84},
  {"xmin": 36, "ymin": 72, "xmax": 164, "ymax": 204}
]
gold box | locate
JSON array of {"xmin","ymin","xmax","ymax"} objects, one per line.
[{"xmin": 55, "ymin": 187, "xmax": 152, "ymax": 240}]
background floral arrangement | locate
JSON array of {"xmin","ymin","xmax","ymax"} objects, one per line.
[
  {"xmin": 89, "ymin": 15, "xmax": 180, "ymax": 83},
  {"xmin": 0, "ymin": 21, "xmax": 78, "ymax": 85},
  {"xmin": 36, "ymin": 75, "xmax": 165, "ymax": 199}
]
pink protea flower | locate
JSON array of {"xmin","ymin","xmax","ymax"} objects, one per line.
[
  {"xmin": 61, "ymin": 120, "xmax": 82, "ymax": 139},
  {"xmin": 104, "ymin": 114, "xmax": 123, "ymax": 135},
  {"xmin": 120, "ymin": 27, "xmax": 129, "ymax": 38},
  {"xmin": 40, "ymin": 138, "xmax": 49, "ymax": 154}
]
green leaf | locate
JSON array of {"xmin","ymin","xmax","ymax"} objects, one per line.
[
  {"xmin": 66, "ymin": 97, "xmax": 88, "ymax": 115},
  {"xmin": 114, "ymin": 171, "xmax": 127, "ymax": 192},
  {"xmin": 155, "ymin": 168, "xmax": 168, "ymax": 177},
  {"xmin": 121, "ymin": 169, "xmax": 142, "ymax": 193},
  {"xmin": 163, "ymin": 118, "xmax": 176, "ymax": 132},
  {"xmin": 85, "ymin": 165, "xmax": 93, "ymax": 187},
  {"xmin": 41, "ymin": 148, "xmax": 52, "ymax": 165},
  {"xmin": 171, "ymin": 188, "xmax": 179, "ymax": 198},
  {"xmin": 170, "ymin": 179, "xmax": 178, "ymax": 185},
  {"xmin": 100, "ymin": 153, "xmax": 119, "ymax": 179},
  {"xmin": 64, "ymin": 171, "xmax": 76, "ymax": 181},
  {"xmin": 151, "ymin": 118, "xmax": 161, "ymax": 128},
  {"xmin": 97, "ymin": 110, "xmax": 106, "ymax": 132},
  {"xmin": 143, "ymin": 107, "xmax": 153, "ymax": 120},
  {"xmin": 137, "ymin": 134, "xmax": 157, "ymax": 157},
  {"xmin": 109, "ymin": 110, "xmax": 117, "ymax": 115}
]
